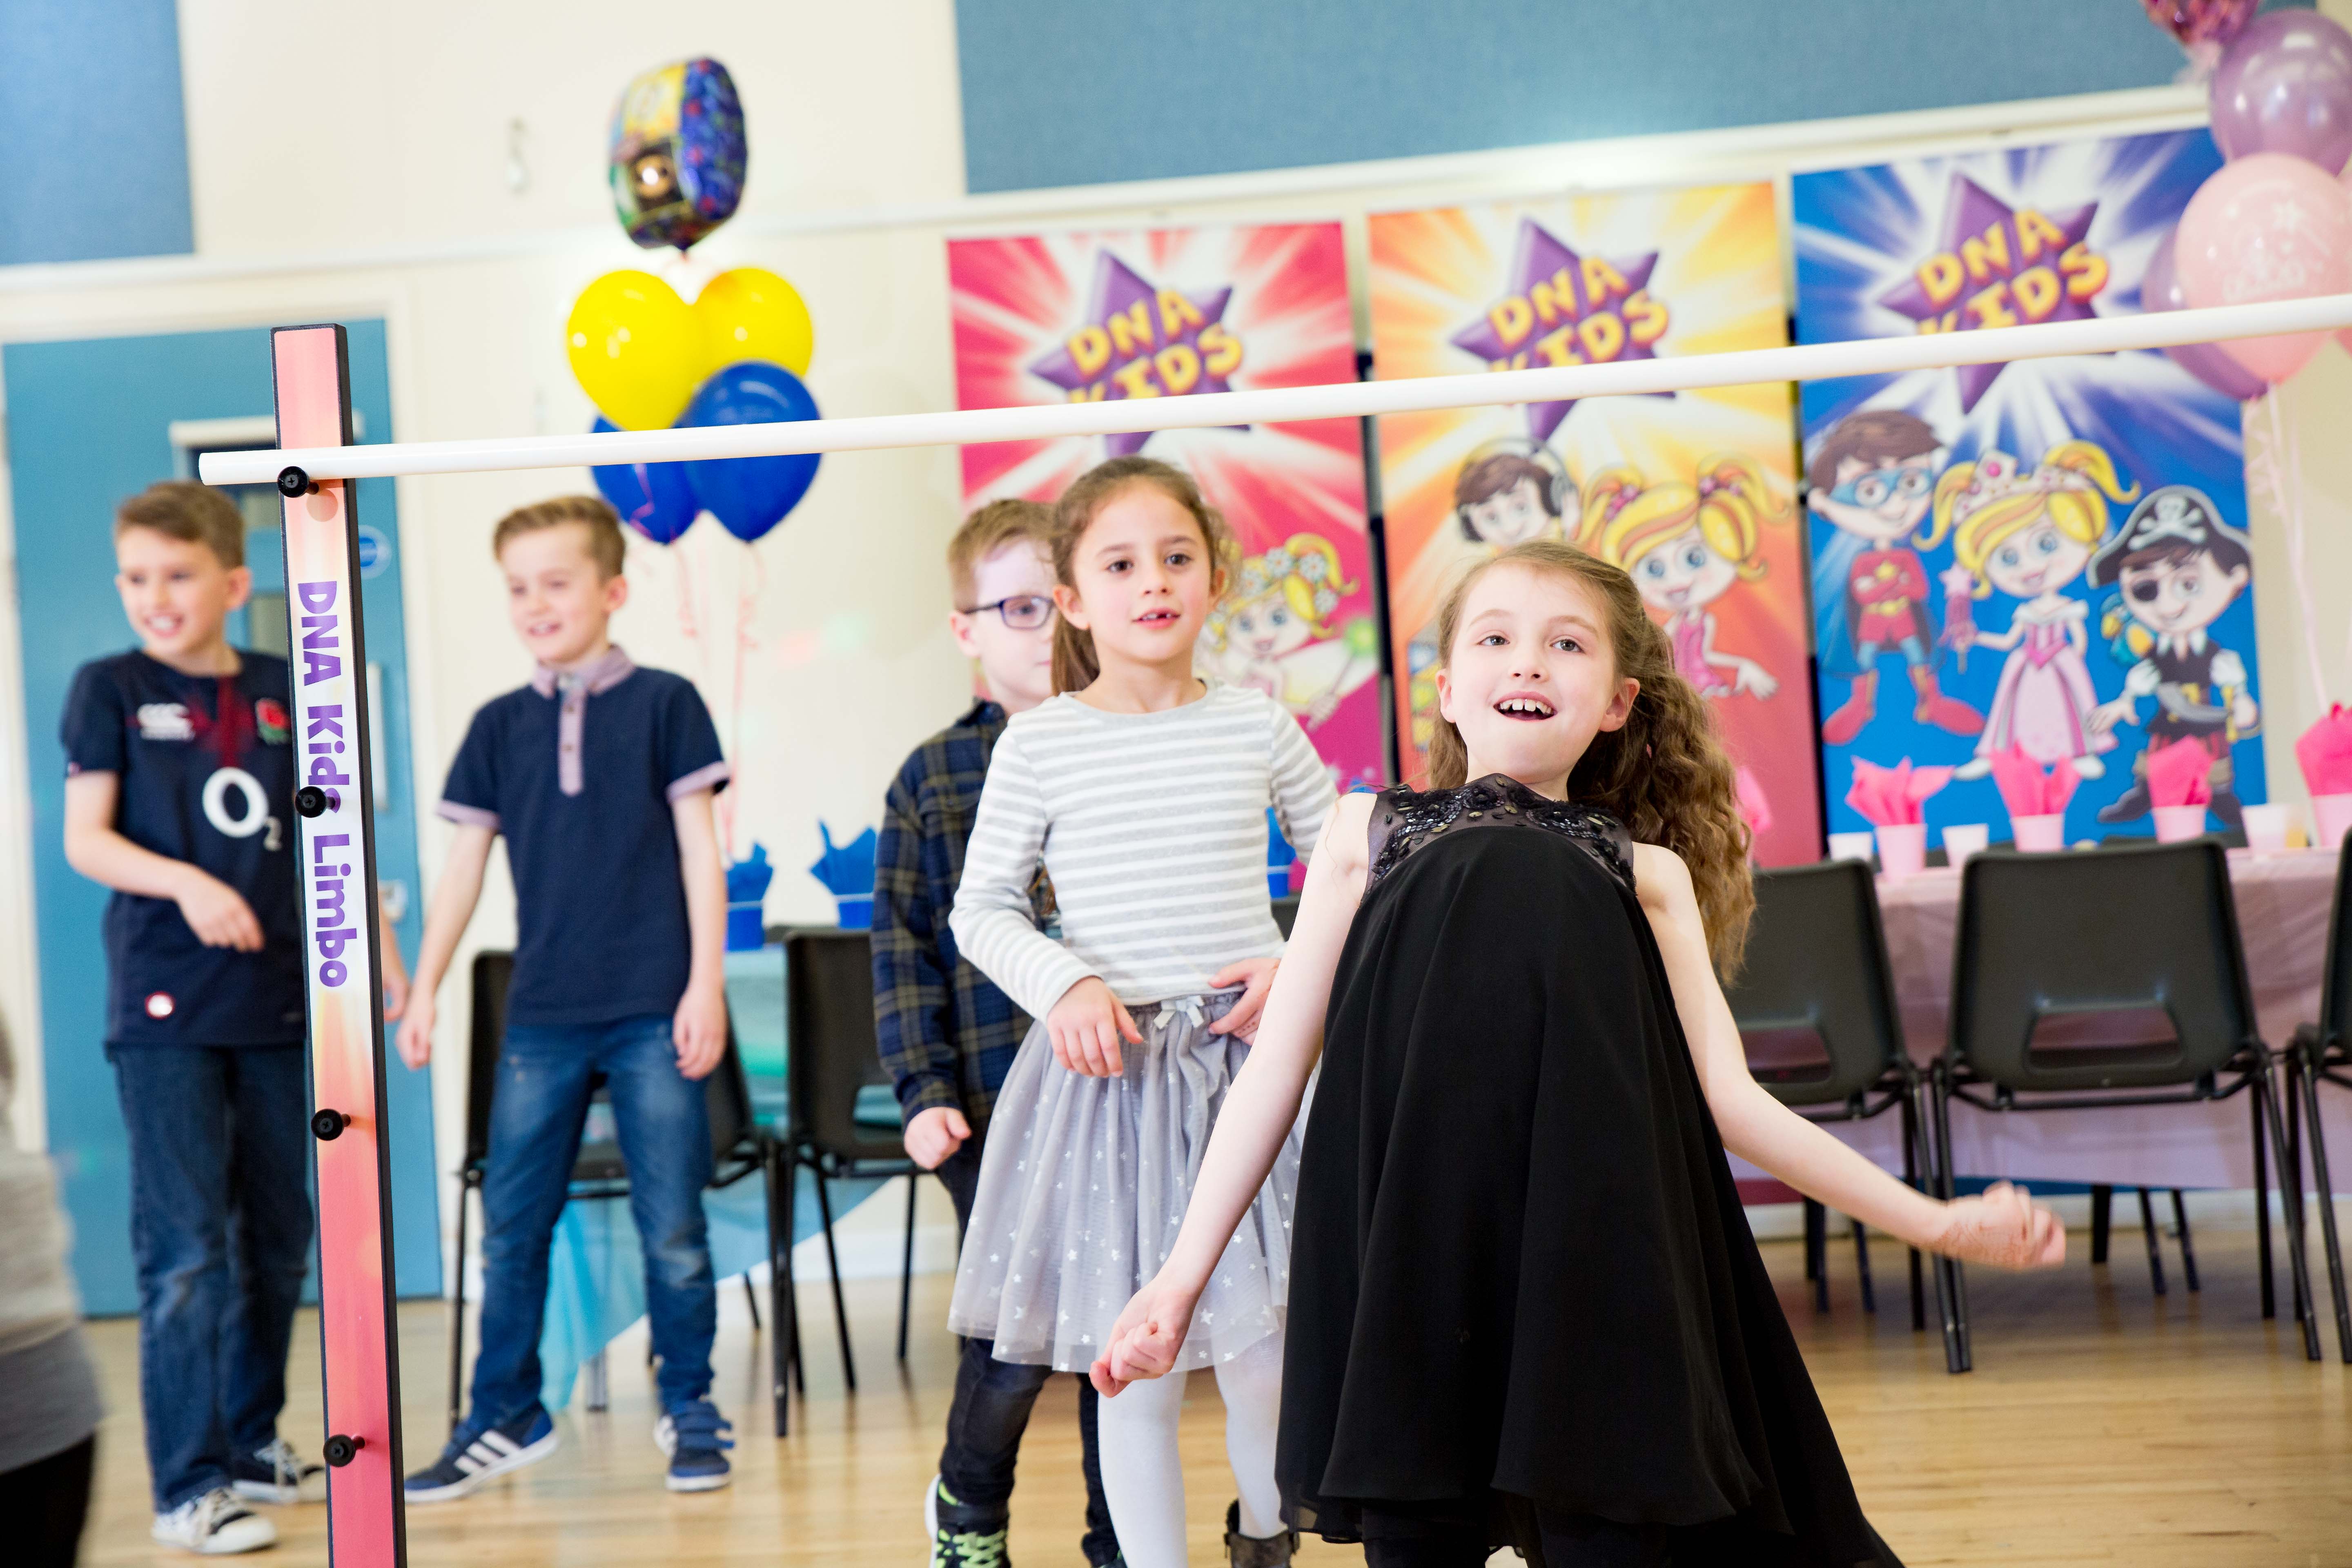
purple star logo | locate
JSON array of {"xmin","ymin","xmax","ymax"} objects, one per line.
[
  {"xmin": 1030, "ymin": 251, "xmax": 1239, "ymax": 457},
  {"xmin": 1878, "ymin": 174, "xmax": 2101, "ymax": 412},
  {"xmin": 1452, "ymin": 217, "xmax": 1666, "ymax": 443}
]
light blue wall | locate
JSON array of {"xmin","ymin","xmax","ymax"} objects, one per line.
[
  {"xmin": 4, "ymin": 322, "xmax": 439, "ymax": 1312},
  {"xmin": 955, "ymin": 0, "xmax": 2263, "ymax": 193},
  {"xmin": 0, "ymin": 0, "xmax": 194, "ymax": 263}
]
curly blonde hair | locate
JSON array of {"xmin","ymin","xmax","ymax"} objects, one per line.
[
  {"xmin": 1209, "ymin": 532, "xmax": 1356, "ymax": 648},
  {"xmin": 1924, "ymin": 440, "xmax": 2137, "ymax": 597},
  {"xmin": 1423, "ymin": 539, "xmax": 1755, "ymax": 971},
  {"xmin": 1577, "ymin": 455, "xmax": 1783, "ymax": 584},
  {"xmin": 1047, "ymin": 456, "xmax": 1238, "ymax": 694}
]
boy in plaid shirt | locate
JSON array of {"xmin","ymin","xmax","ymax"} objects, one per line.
[{"xmin": 873, "ymin": 500, "xmax": 1119, "ymax": 1568}]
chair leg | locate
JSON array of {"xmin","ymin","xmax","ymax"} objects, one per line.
[
  {"xmin": 448, "ymin": 1180, "xmax": 471, "ymax": 1435},
  {"xmin": 2089, "ymin": 1184, "xmax": 2112, "ymax": 1266},
  {"xmin": 1900, "ymin": 1091, "xmax": 1926, "ymax": 1334},
  {"xmin": 1923, "ymin": 1073, "xmax": 1967, "ymax": 1374},
  {"xmin": 1804, "ymin": 1198, "xmax": 1829, "ymax": 1312},
  {"xmin": 1852, "ymin": 1218, "xmax": 1876, "ymax": 1315},
  {"xmin": 2253, "ymin": 1058, "xmax": 2323, "ymax": 1361},
  {"xmin": 744, "ymin": 1274, "xmax": 762, "ymax": 1330},
  {"xmin": 2289, "ymin": 1060, "xmax": 2308, "ymax": 1329},
  {"xmin": 897, "ymin": 1174, "xmax": 918, "ymax": 1363},
  {"xmin": 2255, "ymin": 1080, "xmax": 2276, "ymax": 1320},
  {"xmin": 813, "ymin": 1169, "xmax": 859, "ymax": 1392},
  {"xmin": 2292, "ymin": 1051, "xmax": 2352, "ymax": 1363},
  {"xmin": 1931, "ymin": 1067, "xmax": 1972, "ymax": 1372},
  {"xmin": 766, "ymin": 1150, "xmax": 790, "ymax": 1438},
  {"xmin": 2169, "ymin": 1190, "xmax": 2200, "ymax": 1294},
  {"xmin": 2135, "ymin": 1188, "xmax": 2167, "ymax": 1296}
]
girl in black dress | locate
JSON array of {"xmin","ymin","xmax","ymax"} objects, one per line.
[{"xmin": 1089, "ymin": 540, "xmax": 2064, "ymax": 1568}]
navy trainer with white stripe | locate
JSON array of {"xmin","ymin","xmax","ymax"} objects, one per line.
[{"xmin": 404, "ymin": 1406, "xmax": 559, "ymax": 1503}]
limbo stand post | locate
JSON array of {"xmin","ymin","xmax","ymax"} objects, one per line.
[{"xmin": 273, "ymin": 324, "xmax": 407, "ymax": 1568}]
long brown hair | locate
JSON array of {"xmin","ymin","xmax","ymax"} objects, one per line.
[
  {"xmin": 1046, "ymin": 456, "xmax": 1237, "ymax": 695},
  {"xmin": 1423, "ymin": 539, "xmax": 1755, "ymax": 970}
]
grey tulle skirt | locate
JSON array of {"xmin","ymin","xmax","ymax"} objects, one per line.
[{"xmin": 946, "ymin": 991, "xmax": 1302, "ymax": 1372}]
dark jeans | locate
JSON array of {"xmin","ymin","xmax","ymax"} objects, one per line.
[
  {"xmin": 109, "ymin": 1044, "xmax": 312, "ymax": 1510},
  {"xmin": 934, "ymin": 1138, "xmax": 1118, "ymax": 1566},
  {"xmin": 0, "ymin": 1434, "xmax": 95, "ymax": 1568},
  {"xmin": 468, "ymin": 1014, "xmax": 715, "ymax": 1424}
]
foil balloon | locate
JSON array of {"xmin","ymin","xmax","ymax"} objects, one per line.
[
  {"xmin": 2140, "ymin": 0, "xmax": 2256, "ymax": 51},
  {"xmin": 589, "ymin": 416, "xmax": 699, "ymax": 544},
  {"xmin": 609, "ymin": 58, "xmax": 747, "ymax": 252},
  {"xmin": 566, "ymin": 270, "xmax": 704, "ymax": 430},
  {"xmin": 681, "ymin": 362, "xmax": 822, "ymax": 543}
]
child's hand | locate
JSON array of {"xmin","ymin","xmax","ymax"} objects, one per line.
[
  {"xmin": 1089, "ymin": 1273, "xmax": 1200, "ymax": 1396},
  {"xmin": 1932, "ymin": 1181, "xmax": 2065, "ymax": 1270},
  {"xmin": 395, "ymin": 997, "xmax": 434, "ymax": 1071},
  {"xmin": 175, "ymin": 868, "xmax": 265, "ymax": 952},
  {"xmin": 904, "ymin": 1106, "xmax": 971, "ymax": 1169},
  {"xmin": 673, "ymin": 980, "xmax": 727, "ymax": 1081},
  {"xmin": 1047, "ymin": 977, "xmax": 1140, "ymax": 1077},
  {"xmin": 1207, "ymin": 957, "xmax": 1281, "ymax": 1044}
]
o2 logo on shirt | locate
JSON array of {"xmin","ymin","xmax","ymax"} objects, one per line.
[{"xmin": 203, "ymin": 766, "xmax": 284, "ymax": 851}]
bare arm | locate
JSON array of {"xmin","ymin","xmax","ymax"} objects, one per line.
[
  {"xmin": 670, "ymin": 789, "xmax": 729, "ymax": 1080},
  {"xmin": 1633, "ymin": 842, "xmax": 2061, "ymax": 1266},
  {"xmin": 63, "ymin": 771, "xmax": 264, "ymax": 951},
  {"xmin": 1091, "ymin": 791, "xmax": 1374, "ymax": 1392},
  {"xmin": 392, "ymin": 824, "xmax": 494, "ymax": 1069}
]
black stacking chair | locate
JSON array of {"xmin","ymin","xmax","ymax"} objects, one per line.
[
  {"xmin": 1936, "ymin": 839, "xmax": 2321, "ymax": 1368},
  {"xmin": 448, "ymin": 950, "xmax": 783, "ymax": 1429},
  {"xmin": 2285, "ymin": 833, "xmax": 2352, "ymax": 1361},
  {"xmin": 1272, "ymin": 893, "xmax": 1300, "ymax": 938},
  {"xmin": 1725, "ymin": 860, "xmax": 1956, "ymax": 1368},
  {"xmin": 780, "ymin": 927, "xmax": 920, "ymax": 1399}
]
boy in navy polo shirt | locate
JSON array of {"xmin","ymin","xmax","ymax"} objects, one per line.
[
  {"xmin": 395, "ymin": 496, "xmax": 733, "ymax": 1501},
  {"xmin": 61, "ymin": 481, "xmax": 322, "ymax": 1556}
]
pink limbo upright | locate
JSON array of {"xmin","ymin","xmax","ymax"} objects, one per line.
[{"xmin": 272, "ymin": 324, "xmax": 408, "ymax": 1568}]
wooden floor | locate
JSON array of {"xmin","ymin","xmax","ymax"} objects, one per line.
[{"xmin": 74, "ymin": 1223, "xmax": 2352, "ymax": 1567}]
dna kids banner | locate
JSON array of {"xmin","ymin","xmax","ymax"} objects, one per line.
[
  {"xmin": 1366, "ymin": 185, "xmax": 1822, "ymax": 865},
  {"xmin": 1793, "ymin": 130, "xmax": 2267, "ymax": 846},
  {"xmin": 949, "ymin": 223, "xmax": 1381, "ymax": 790}
]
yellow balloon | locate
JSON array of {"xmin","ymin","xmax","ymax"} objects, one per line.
[
  {"xmin": 696, "ymin": 267, "xmax": 815, "ymax": 376},
  {"xmin": 566, "ymin": 270, "xmax": 703, "ymax": 430}
]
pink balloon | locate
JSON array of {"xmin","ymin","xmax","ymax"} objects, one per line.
[{"xmin": 2175, "ymin": 151, "xmax": 2352, "ymax": 384}]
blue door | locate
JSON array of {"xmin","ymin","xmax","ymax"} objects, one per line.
[{"xmin": 5, "ymin": 321, "xmax": 441, "ymax": 1310}]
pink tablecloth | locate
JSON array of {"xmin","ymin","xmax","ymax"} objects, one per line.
[{"xmin": 1728, "ymin": 846, "xmax": 2352, "ymax": 1194}]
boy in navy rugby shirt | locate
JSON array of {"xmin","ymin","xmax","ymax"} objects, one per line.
[
  {"xmin": 62, "ymin": 482, "xmax": 323, "ymax": 1555},
  {"xmin": 395, "ymin": 497, "xmax": 733, "ymax": 1501}
]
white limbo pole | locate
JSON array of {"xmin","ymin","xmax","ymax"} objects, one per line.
[{"xmin": 202, "ymin": 294, "xmax": 2352, "ymax": 486}]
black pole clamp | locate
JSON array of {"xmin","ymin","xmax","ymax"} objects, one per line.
[
  {"xmin": 276, "ymin": 466, "xmax": 314, "ymax": 498},
  {"xmin": 321, "ymin": 1434, "xmax": 365, "ymax": 1467},
  {"xmin": 294, "ymin": 787, "xmax": 328, "ymax": 818},
  {"xmin": 311, "ymin": 1109, "xmax": 350, "ymax": 1142}
]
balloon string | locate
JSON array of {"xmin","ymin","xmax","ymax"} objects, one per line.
[
  {"xmin": 2262, "ymin": 385, "xmax": 2332, "ymax": 706},
  {"xmin": 723, "ymin": 545, "xmax": 765, "ymax": 862}
]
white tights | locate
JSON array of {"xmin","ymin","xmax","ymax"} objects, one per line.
[{"xmin": 1094, "ymin": 1330, "xmax": 1286, "ymax": 1568}]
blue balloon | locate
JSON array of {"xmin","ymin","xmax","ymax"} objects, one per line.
[
  {"xmin": 681, "ymin": 362, "xmax": 821, "ymax": 543},
  {"xmin": 589, "ymin": 416, "xmax": 699, "ymax": 544}
]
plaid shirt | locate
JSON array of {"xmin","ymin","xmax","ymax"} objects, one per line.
[{"xmin": 872, "ymin": 699, "xmax": 1051, "ymax": 1131}]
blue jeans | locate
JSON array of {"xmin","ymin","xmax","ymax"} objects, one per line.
[
  {"xmin": 109, "ymin": 1044, "xmax": 314, "ymax": 1510},
  {"xmin": 468, "ymin": 1014, "xmax": 715, "ymax": 1425}
]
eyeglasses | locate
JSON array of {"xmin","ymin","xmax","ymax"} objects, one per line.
[
  {"xmin": 1828, "ymin": 467, "xmax": 1933, "ymax": 508},
  {"xmin": 959, "ymin": 594, "xmax": 1055, "ymax": 630}
]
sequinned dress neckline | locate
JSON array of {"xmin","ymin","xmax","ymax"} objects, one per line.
[{"xmin": 1366, "ymin": 773, "xmax": 1633, "ymax": 894}]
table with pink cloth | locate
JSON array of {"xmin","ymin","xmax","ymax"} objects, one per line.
[{"xmin": 1726, "ymin": 846, "xmax": 2352, "ymax": 1195}]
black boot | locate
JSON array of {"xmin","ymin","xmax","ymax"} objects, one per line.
[
  {"xmin": 1225, "ymin": 1501, "xmax": 1298, "ymax": 1566},
  {"xmin": 2098, "ymin": 777, "xmax": 2152, "ymax": 824}
]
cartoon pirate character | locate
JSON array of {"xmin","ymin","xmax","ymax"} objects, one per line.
[
  {"xmin": 2086, "ymin": 485, "xmax": 2259, "ymax": 828},
  {"xmin": 1805, "ymin": 409, "xmax": 1985, "ymax": 746}
]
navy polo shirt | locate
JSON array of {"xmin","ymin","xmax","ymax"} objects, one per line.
[
  {"xmin": 439, "ymin": 647, "xmax": 729, "ymax": 1027},
  {"xmin": 61, "ymin": 650, "xmax": 307, "ymax": 1046}
]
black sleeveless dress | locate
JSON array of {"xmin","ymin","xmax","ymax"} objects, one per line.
[{"xmin": 1274, "ymin": 775, "xmax": 1901, "ymax": 1567}]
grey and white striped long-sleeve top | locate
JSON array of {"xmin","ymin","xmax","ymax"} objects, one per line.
[{"xmin": 948, "ymin": 683, "xmax": 1338, "ymax": 1017}]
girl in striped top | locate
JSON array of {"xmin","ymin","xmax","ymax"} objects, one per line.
[{"xmin": 949, "ymin": 457, "xmax": 1337, "ymax": 1568}]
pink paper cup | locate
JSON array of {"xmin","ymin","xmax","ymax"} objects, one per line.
[
  {"xmin": 2240, "ymin": 802, "xmax": 2292, "ymax": 855},
  {"xmin": 2153, "ymin": 804, "xmax": 2209, "ymax": 843},
  {"xmin": 1874, "ymin": 822, "xmax": 1928, "ymax": 878},
  {"xmin": 2316, "ymin": 793, "xmax": 2352, "ymax": 851},
  {"xmin": 2013, "ymin": 813, "xmax": 2067, "ymax": 853}
]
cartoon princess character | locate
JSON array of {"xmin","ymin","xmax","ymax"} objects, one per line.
[
  {"xmin": 1577, "ymin": 455, "xmax": 1787, "ymax": 835},
  {"xmin": 1924, "ymin": 441, "xmax": 2137, "ymax": 781},
  {"xmin": 1578, "ymin": 456, "xmax": 1785, "ymax": 701},
  {"xmin": 1205, "ymin": 532, "xmax": 1379, "ymax": 729}
]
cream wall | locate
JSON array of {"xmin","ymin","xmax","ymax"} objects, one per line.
[{"xmin": 2, "ymin": 3, "xmax": 2351, "ymax": 1278}]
